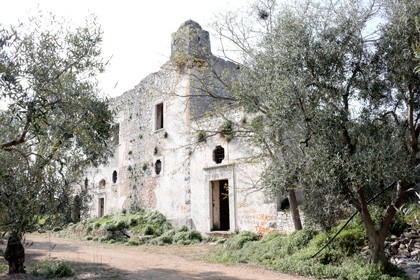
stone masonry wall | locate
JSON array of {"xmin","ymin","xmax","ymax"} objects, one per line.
[{"xmin": 81, "ymin": 20, "xmax": 297, "ymax": 235}]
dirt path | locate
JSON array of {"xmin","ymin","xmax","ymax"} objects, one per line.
[{"xmin": 1, "ymin": 233, "xmax": 314, "ymax": 280}]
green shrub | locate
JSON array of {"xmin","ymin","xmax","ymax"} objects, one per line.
[
  {"xmin": 197, "ymin": 131, "xmax": 207, "ymax": 143},
  {"xmin": 86, "ymin": 225, "xmax": 93, "ymax": 233},
  {"xmin": 143, "ymin": 225, "xmax": 155, "ymax": 235},
  {"xmin": 150, "ymin": 235, "xmax": 173, "ymax": 245},
  {"xmin": 116, "ymin": 220, "xmax": 128, "ymax": 231},
  {"xmin": 288, "ymin": 228, "xmax": 317, "ymax": 249},
  {"xmin": 31, "ymin": 261, "xmax": 74, "ymax": 278},
  {"xmin": 114, "ymin": 236, "xmax": 128, "ymax": 243},
  {"xmin": 390, "ymin": 211, "xmax": 409, "ymax": 236},
  {"xmin": 51, "ymin": 262, "xmax": 74, "ymax": 278},
  {"xmin": 145, "ymin": 210, "xmax": 167, "ymax": 224},
  {"xmin": 367, "ymin": 206, "xmax": 408, "ymax": 236},
  {"xmin": 178, "ymin": 225, "xmax": 189, "ymax": 232},
  {"xmin": 104, "ymin": 222, "xmax": 118, "ymax": 232},
  {"xmin": 98, "ymin": 237, "xmax": 109, "ymax": 243},
  {"xmin": 225, "ymin": 231, "xmax": 258, "ymax": 250},
  {"xmin": 0, "ymin": 263, "xmax": 7, "ymax": 273},
  {"xmin": 127, "ymin": 239, "xmax": 140, "ymax": 246},
  {"xmin": 85, "ymin": 236, "xmax": 93, "ymax": 241},
  {"xmin": 333, "ymin": 227, "xmax": 366, "ymax": 255},
  {"xmin": 128, "ymin": 218, "xmax": 138, "ymax": 227},
  {"xmin": 351, "ymin": 207, "xmax": 408, "ymax": 237},
  {"xmin": 149, "ymin": 229, "xmax": 176, "ymax": 245},
  {"xmin": 210, "ymin": 227, "xmax": 406, "ymax": 280},
  {"xmin": 172, "ymin": 230, "xmax": 202, "ymax": 245},
  {"xmin": 142, "ymin": 163, "xmax": 148, "ymax": 171},
  {"xmin": 317, "ymin": 248, "xmax": 343, "ymax": 265},
  {"xmin": 220, "ymin": 120, "xmax": 234, "ymax": 142}
]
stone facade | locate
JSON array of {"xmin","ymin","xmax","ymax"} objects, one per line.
[{"xmin": 81, "ymin": 20, "xmax": 299, "ymax": 235}]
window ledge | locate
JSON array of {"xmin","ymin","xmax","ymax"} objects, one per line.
[{"xmin": 203, "ymin": 163, "xmax": 235, "ymax": 171}]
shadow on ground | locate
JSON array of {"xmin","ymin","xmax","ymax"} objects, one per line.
[{"xmin": 1, "ymin": 259, "xmax": 243, "ymax": 280}]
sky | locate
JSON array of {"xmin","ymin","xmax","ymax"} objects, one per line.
[{"xmin": 1, "ymin": 0, "xmax": 252, "ymax": 98}]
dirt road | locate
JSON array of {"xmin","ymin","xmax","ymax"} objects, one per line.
[{"xmin": 1, "ymin": 233, "xmax": 314, "ymax": 280}]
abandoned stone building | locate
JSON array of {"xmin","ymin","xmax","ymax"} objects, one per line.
[{"xmin": 81, "ymin": 20, "xmax": 300, "ymax": 235}]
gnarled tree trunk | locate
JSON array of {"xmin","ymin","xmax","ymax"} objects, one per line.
[
  {"xmin": 4, "ymin": 232, "xmax": 25, "ymax": 274},
  {"xmin": 357, "ymin": 181, "xmax": 409, "ymax": 263},
  {"xmin": 289, "ymin": 189, "xmax": 303, "ymax": 231}
]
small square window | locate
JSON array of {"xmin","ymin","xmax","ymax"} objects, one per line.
[
  {"xmin": 155, "ymin": 103, "xmax": 164, "ymax": 130},
  {"xmin": 213, "ymin": 145, "xmax": 225, "ymax": 164}
]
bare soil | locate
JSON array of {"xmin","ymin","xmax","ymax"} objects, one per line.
[{"xmin": 1, "ymin": 233, "xmax": 314, "ymax": 280}]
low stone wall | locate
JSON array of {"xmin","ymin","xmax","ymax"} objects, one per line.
[
  {"xmin": 387, "ymin": 227, "xmax": 420, "ymax": 279},
  {"xmin": 361, "ymin": 226, "xmax": 420, "ymax": 279}
]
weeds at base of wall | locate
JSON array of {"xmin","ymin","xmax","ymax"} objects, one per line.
[
  {"xmin": 66, "ymin": 210, "xmax": 204, "ymax": 246},
  {"xmin": 149, "ymin": 225, "xmax": 202, "ymax": 245}
]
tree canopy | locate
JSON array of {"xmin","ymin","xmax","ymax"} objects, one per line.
[
  {"xmin": 0, "ymin": 13, "xmax": 113, "ymax": 273},
  {"xmin": 214, "ymin": 0, "xmax": 420, "ymax": 263}
]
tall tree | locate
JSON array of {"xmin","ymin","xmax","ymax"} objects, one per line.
[
  {"xmin": 415, "ymin": 17, "xmax": 420, "ymax": 73},
  {"xmin": 212, "ymin": 0, "xmax": 304, "ymax": 230},
  {"xmin": 0, "ymin": 13, "xmax": 113, "ymax": 273},
  {"xmin": 220, "ymin": 0, "xmax": 419, "ymax": 263}
]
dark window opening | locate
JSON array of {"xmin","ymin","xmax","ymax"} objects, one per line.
[
  {"xmin": 213, "ymin": 145, "xmax": 225, "ymax": 164},
  {"xmin": 84, "ymin": 178, "xmax": 88, "ymax": 191},
  {"xmin": 73, "ymin": 195, "xmax": 81, "ymax": 222},
  {"xmin": 99, "ymin": 198, "xmax": 105, "ymax": 218},
  {"xmin": 99, "ymin": 179, "xmax": 106, "ymax": 188},
  {"xmin": 112, "ymin": 170, "xmax": 117, "ymax": 183},
  {"xmin": 113, "ymin": 124, "xmax": 120, "ymax": 145},
  {"xmin": 155, "ymin": 103, "xmax": 164, "ymax": 130},
  {"xmin": 155, "ymin": 159, "xmax": 162, "ymax": 175},
  {"xmin": 277, "ymin": 197, "xmax": 290, "ymax": 211}
]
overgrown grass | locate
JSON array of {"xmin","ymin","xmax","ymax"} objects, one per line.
[
  {"xmin": 210, "ymin": 224, "xmax": 407, "ymax": 280},
  {"xmin": 69, "ymin": 210, "xmax": 202, "ymax": 246},
  {"xmin": 149, "ymin": 225, "xmax": 202, "ymax": 245},
  {"xmin": 31, "ymin": 260, "xmax": 74, "ymax": 278}
]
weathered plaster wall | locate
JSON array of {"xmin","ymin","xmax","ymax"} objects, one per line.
[{"xmin": 82, "ymin": 20, "xmax": 298, "ymax": 235}]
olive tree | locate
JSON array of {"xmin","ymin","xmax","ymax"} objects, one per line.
[
  {"xmin": 211, "ymin": 0, "xmax": 305, "ymax": 230},
  {"xmin": 416, "ymin": 17, "xmax": 420, "ymax": 73},
  {"xmin": 0, "ymin": 14, "xmax": 113, "ymax": 273},
  {"xmin": 216, "ymin": 0, "xmax": 419, "ymax": 263}
]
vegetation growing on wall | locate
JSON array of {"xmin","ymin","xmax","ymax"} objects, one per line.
[
  {"xmin": 219, "ymin": 120, "xmax": 234, "ymax": 142},
  {"xmin": 197, "ymin": 130, "xmax": 207, "ymax": 143}
]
